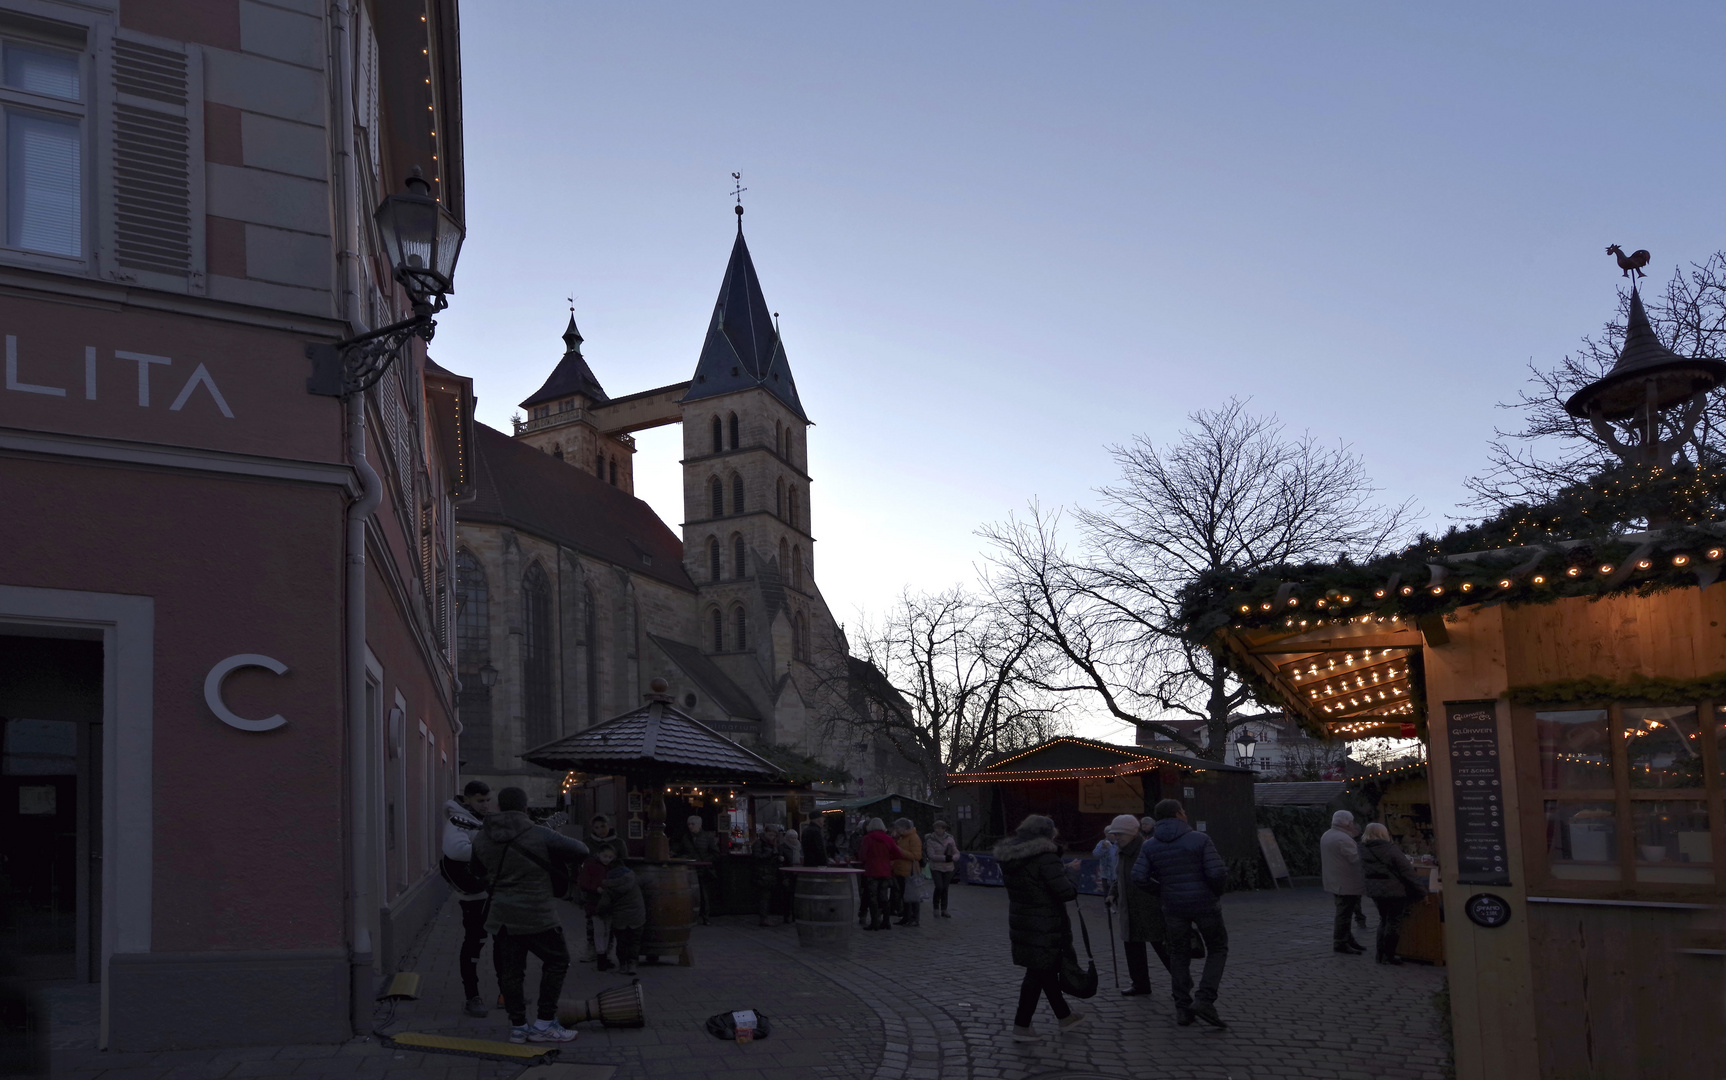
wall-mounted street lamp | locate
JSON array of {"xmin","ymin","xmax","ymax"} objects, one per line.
[
  {"xmin": 1233, "ymin": 730, "xmax": 1258, "ymax": 762},
  {"xmin": 308, "ymin": 168, "xmax": 466, "ymax": 397},
  {"xmin": 477, "ymin": 662, "xmax": 499, "ymax": 689}
]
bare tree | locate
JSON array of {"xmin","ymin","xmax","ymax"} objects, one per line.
[
  {"xmin": 986, "ymin": 399, "xmax": 1414, "ymax": 760},
  {"xmin": 830, "ymin": 586, "xmax": 1067, "ymax": 796},
  {"xmin": 1466, "ymin": 254, "xmax": 1726, "ymax": 510}
]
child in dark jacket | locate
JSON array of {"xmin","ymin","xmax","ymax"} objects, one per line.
[{"xmin": 593, "ymin": 847, "xmax": 646, "ymax": 976}]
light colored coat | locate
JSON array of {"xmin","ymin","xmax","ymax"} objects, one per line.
[{"xmin": 1320, "ymin": 826, "xmax": 1364, "ymax": 895}]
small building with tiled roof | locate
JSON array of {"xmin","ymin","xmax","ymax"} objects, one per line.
[{"xmin": 943, "ymin": 736, "xmax": 1257, "ymax": 862}]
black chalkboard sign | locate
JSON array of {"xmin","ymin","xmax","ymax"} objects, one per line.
[{"xmin": 1446, "ymin": 700, "xmax": 1511, "ymax": 886}]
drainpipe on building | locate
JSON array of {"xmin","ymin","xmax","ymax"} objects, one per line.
[{"xmin": 330, "ymin": 0, "xmax": 378, "ymax": 1038}]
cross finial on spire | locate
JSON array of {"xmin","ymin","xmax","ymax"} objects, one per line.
[{"xmin": 731, "ymin": 172, "xmax": 747, "ymax": 230}]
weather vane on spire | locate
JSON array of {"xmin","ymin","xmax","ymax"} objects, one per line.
[
  {"xmin": 1607, "ymin": 244, "xmax": 1651, "ymax": 280},
  {"xmin": 731, "ymin": 172, "xmax": 747, "ymax": 225}
]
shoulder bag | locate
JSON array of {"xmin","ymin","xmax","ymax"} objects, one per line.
[{"xmin": 1057, "ymin": 898, "xmax": 1099, "ymax": 999}]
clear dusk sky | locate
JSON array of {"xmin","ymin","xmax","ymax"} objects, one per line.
[{"xmin": 435, "ymin": 3, "xmax": 1726, "ymax": 740}]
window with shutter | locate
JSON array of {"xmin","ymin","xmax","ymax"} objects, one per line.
[
  {"xmin": 96, "ymin": 28, "xmax": 203, "ymax": 293},
  {"xmin": 355, "ymin": 4, "xmax": 379, "ymax": 184}
]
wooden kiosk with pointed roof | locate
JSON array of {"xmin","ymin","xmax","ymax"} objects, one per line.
[{"xmin": 1193, "ymin": 283, "xmax": 1726, "ymax": 1079}]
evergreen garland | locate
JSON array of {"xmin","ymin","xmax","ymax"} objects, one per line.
[
  {"xmin": 1182, "ymin": 464, "xmax": 1726, "ymax": 639},
  {"xmin": 1505, "ymin": 671, "xmax": 1726, "ymax": 707}
]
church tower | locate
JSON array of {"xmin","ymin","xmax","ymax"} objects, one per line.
[
  {"xmin": 680, "ymin": 206, "xmax": 819, "ymax": 693},
  {"xmin": 514, "ymin": 314, "xmax": 638, "ymax": 492}
]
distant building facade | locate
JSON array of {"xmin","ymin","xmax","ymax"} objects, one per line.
[
  {"xmin": 1136, "ymin": 711, "xmax": 1349, "ymax": 779},
  {"xmin": 456, "ymin": 214, "xmax": 906, "ymax": 804}
]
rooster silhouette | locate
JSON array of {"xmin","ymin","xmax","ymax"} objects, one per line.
[{"xmin": 1607, "ymin": 244, "xmax": 1651, "ymax": 279}]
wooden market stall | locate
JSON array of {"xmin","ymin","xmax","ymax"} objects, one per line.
[
  {"xmin": 523, "ymin": 683, "xmax": 789, "ymax": 953},
  {"xmin": 1192, "ymin": 285, "xmax": 1726, "ymax": 1079},
  {"xmin": 945, "ymin": 737, "xmax": 1257, "ymax": 875}
]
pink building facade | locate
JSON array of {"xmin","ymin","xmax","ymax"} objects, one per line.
[{"xmin": 0, "ymin": 0, "xmax": 471, "ymax": 1050}]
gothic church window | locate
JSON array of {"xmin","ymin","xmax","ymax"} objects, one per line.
[
  {"xmin": 776, "ymin": 477, "xmax": 784, "ymax": 518},
  {"xmin": 584, "ymin": 584, "xmax": 598, "ymax": 726},
  {"xmin": 734, "ymin": 606, "xmax": 748, "ymax": 650},
  {"xmin": 455, "ymin": 550, "xmax": 491, "ymax": 765},
  {"xmin": 732, "ymin": 474, "xmax": 745, "ymax": 514},
  {"xmin": 710, "ymin": 607, "xmax": 723, "ymax": 652},
  {"xmin": 733, "ymin": 534, "xmax": 746, "ymax": 579},
  {"xmin": 710, "ymin": 477, "xmax": 723, "ymax": 518},
  {"xmin": 708, "ymin": 537, "xmax": 721, "ymax": 582},
  {"xmin": 553, "ymin": 443, "xmax": 562, "ymax": 460},
  {"xmin": 596, "ymin": 454, "xmax": 604, "ymax": 477},
  {"xmin": 728, "ymin": 412, "xmax": 739, "ymax": 450},
  {"xmin": 789, "ymin": 488, "xmax": 800, "ymax": 530},
  {"xmin": 792, "ymin": 545, "xmax": 804, "ymax": 591},
  {"xmin": 711, "ymin": 416, "xmax": 722, "ymax": 454},
  {"xmin": 521, "ymin": 563, "xmax": 555, "ymax": 748},
  {"xmin": 779, "ymin": 538, "xmax": 790, "ymax": 576}
]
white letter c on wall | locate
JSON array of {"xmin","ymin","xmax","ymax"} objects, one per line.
[{"xmin": 204, "ymin": 654, "xmax": 289, "ymax": 732}]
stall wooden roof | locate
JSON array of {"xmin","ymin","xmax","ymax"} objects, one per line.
[{"xmin": 1217, "ymin": 618, "xmax": 1430, "ymax": 740}]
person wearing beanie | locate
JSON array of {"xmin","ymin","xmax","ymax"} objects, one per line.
[{"xmin": 1106, "ymin": 813, "xmax": 1166, "ymax": 997}]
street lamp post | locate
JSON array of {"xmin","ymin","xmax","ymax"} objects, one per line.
[
  {"xmin": 308, "ymin": 168, "xmax": 466, "ymax": 397},
  {"xmin": 1233, "ymin": 729, "xmax": 1258, "ymax": 766}
]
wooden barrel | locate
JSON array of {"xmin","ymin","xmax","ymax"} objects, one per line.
[
  {"xmin": 791, "ymin": 870, "xmax": 856, "ymax": 952},
  {"xmin": 635, "ymin": 863, "xmax": 696, "ymax": 964}
]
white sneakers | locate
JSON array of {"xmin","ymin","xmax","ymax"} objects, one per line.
[{"xmin": 510, "ymin": 1019, "xmax": 578, "ymax": 1043}]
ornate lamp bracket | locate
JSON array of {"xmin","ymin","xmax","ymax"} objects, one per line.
[{"xmin": 305, "ymin": 298, "xmax": 444, "ymax": 398}]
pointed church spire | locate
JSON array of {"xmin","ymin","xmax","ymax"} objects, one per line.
[
  {"xmin": 682, "ymin": 212, "xmax": 807, "ymax": 420},
  {"xmin": 521, "ymin": 308, "xmax": 609, "ymax": 408}
]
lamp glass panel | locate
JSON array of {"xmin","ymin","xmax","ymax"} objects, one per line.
[
  {"xmin": 434, "ymin": 207, "xmax": 463, "ymax": 283},
  {"xmin": 1536, "ymin": 709, "xmax": 1611, "ymax": 790},
  {"xmin": 1623, "ymin": 706, "xmax": 1703, "ymax": 789}
]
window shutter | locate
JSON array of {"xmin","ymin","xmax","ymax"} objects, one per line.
[{"xmin": 94, "ymin": 27, "xmax": 204, "ymax": 294}]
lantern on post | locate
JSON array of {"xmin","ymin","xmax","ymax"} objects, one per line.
[{"xmin": 1233, "ymin": 729, "xmax": 1258, "ymax": 763}]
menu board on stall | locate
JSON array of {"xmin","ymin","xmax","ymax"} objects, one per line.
[{"xmin": 1445, "ymin": 699, "xmax": 1511, "ymax": 886}]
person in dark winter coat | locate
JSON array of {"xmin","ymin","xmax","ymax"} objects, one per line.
[
  {"xmin": 1133, "ymin": 799, "xmax": 1229, "ymax": 1028},
  {"xmin": 752, "ymin": 824, "xmax": 791, "ymax": 927},
  {"xmin": 1359, "ymin": 822, "xmax": 1427, "ymax": 964},
  {"xmin": 996, "ymin": 814, "xmax": 1086, "ymax": 1041},
  {"xmin": 858, "ymin": 818, "xmax": 907, "ymax": 930},
  {"xmin": 470, "ymin": 787, "xmax": 589, "ymax": 1044},
  {"xmin": 592, "ymin": 846, "xmax": 646, "ymax": 976},
  {"xmin": 674, "ymin": 815, "xmax": 723, "ymax": 926},
  {"xmin": 1105, "ymin": 814, "xmax": 1165, "ymax": 996},
  {"xmin": 800, "ymin": 820, "xmax": 830, "ymax": 867}
]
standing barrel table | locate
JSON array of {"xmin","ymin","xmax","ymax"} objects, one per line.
[
  {"xmin": 634, "ymin": 860, "xmax": 697, "ymax": 966},
  {"xmin": 783, "ymin": 867, "xmax": 864, "ymax": 952}
]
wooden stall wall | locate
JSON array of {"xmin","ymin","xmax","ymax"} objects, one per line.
[
  {"xmin": 1526, "ymin": 901, "xmax": 1721, "ymax": 1079},
  {"xmin": 1499, "ymin": 582, "xmax": 1726, "ymax": 686},
  {"xmin": 1423, "ymin": 605, "xmax": 1544, "ymax": 1080}
]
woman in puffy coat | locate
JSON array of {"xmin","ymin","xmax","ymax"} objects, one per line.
[
  {"xmin": 994, "ymin": 814, "xmax": 1084, "ymax": 1040},
  {"xmin": 858, "ymin": 818, "xmax": 906, "ymax": 931},
  {"xmin": 1360, "ymin": 822, "xmax": 1426, "ymax": 964}
]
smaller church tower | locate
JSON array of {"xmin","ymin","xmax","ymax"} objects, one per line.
[{"xmin": 514, "ymin": 314, "xmax": 638, "ymax": 492}]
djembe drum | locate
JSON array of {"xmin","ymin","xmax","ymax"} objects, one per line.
[{"xmin": 558, "ymin": 980, "xmax": 646, "ymax": 1028}]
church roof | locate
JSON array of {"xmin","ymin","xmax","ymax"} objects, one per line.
[
  {"xmin": 648, "ymin": 635, "xmax": 763, "ymax": 721},
  {"xmin": 520, "ymin": 314, "xmax": 610, "ymax": 409},
  {"xmin": 682, "ymin": 221, "xmax": 807, "ymax": 420},
  {"xmin": 460, "ymin": 422, "xmax": 694, "ymax": 591},
  {"xmin": 521, "ymin": 695, "xmax": 781, "ymax": 781}
]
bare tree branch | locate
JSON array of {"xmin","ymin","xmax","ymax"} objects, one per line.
[{"xmin": 986, "ymin": 399, "xmax": 1414, "ymax": 760}]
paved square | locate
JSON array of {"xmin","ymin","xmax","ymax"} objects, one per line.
[{"xmin": 43, "ymin": 884, "xmax": 1448, "ymax": 1080}]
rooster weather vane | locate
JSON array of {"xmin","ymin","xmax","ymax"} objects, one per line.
[{"xmin": 1607, "ymin": 243, "xmax": 1651, "ymax": 279}]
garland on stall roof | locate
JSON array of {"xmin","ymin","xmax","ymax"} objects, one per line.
[
  {"xmin": 1505, "ymin": 671, "xmax": 1726, "ymax": 708},
  {"xmin": 1181, "ymin": 464, "xmax": 1726, "ymax": 643}
]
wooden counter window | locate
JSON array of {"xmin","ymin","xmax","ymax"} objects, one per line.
[{"xmin": 1521, "ymin": 700, "xmax": 1722, "ymax": 896}]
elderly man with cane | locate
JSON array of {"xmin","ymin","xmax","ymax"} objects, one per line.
[{"xmin": 1105, "ymin": 813, "xmax": 1164, "ymax": 997}]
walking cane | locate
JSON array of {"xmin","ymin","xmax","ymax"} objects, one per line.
[{"xmin": 1103, "ymin": 889, "xmax": 1120, "ymax": 990}]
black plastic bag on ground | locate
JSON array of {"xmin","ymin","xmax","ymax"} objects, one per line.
[{"xmin": 705, "ymin": 1010, "xmax": 773, "ymax": 1040}]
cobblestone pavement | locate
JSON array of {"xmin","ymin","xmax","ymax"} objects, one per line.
[{"xmin": 41, "ymin": 884, "xmax": 1449, "ymax": 1080}]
